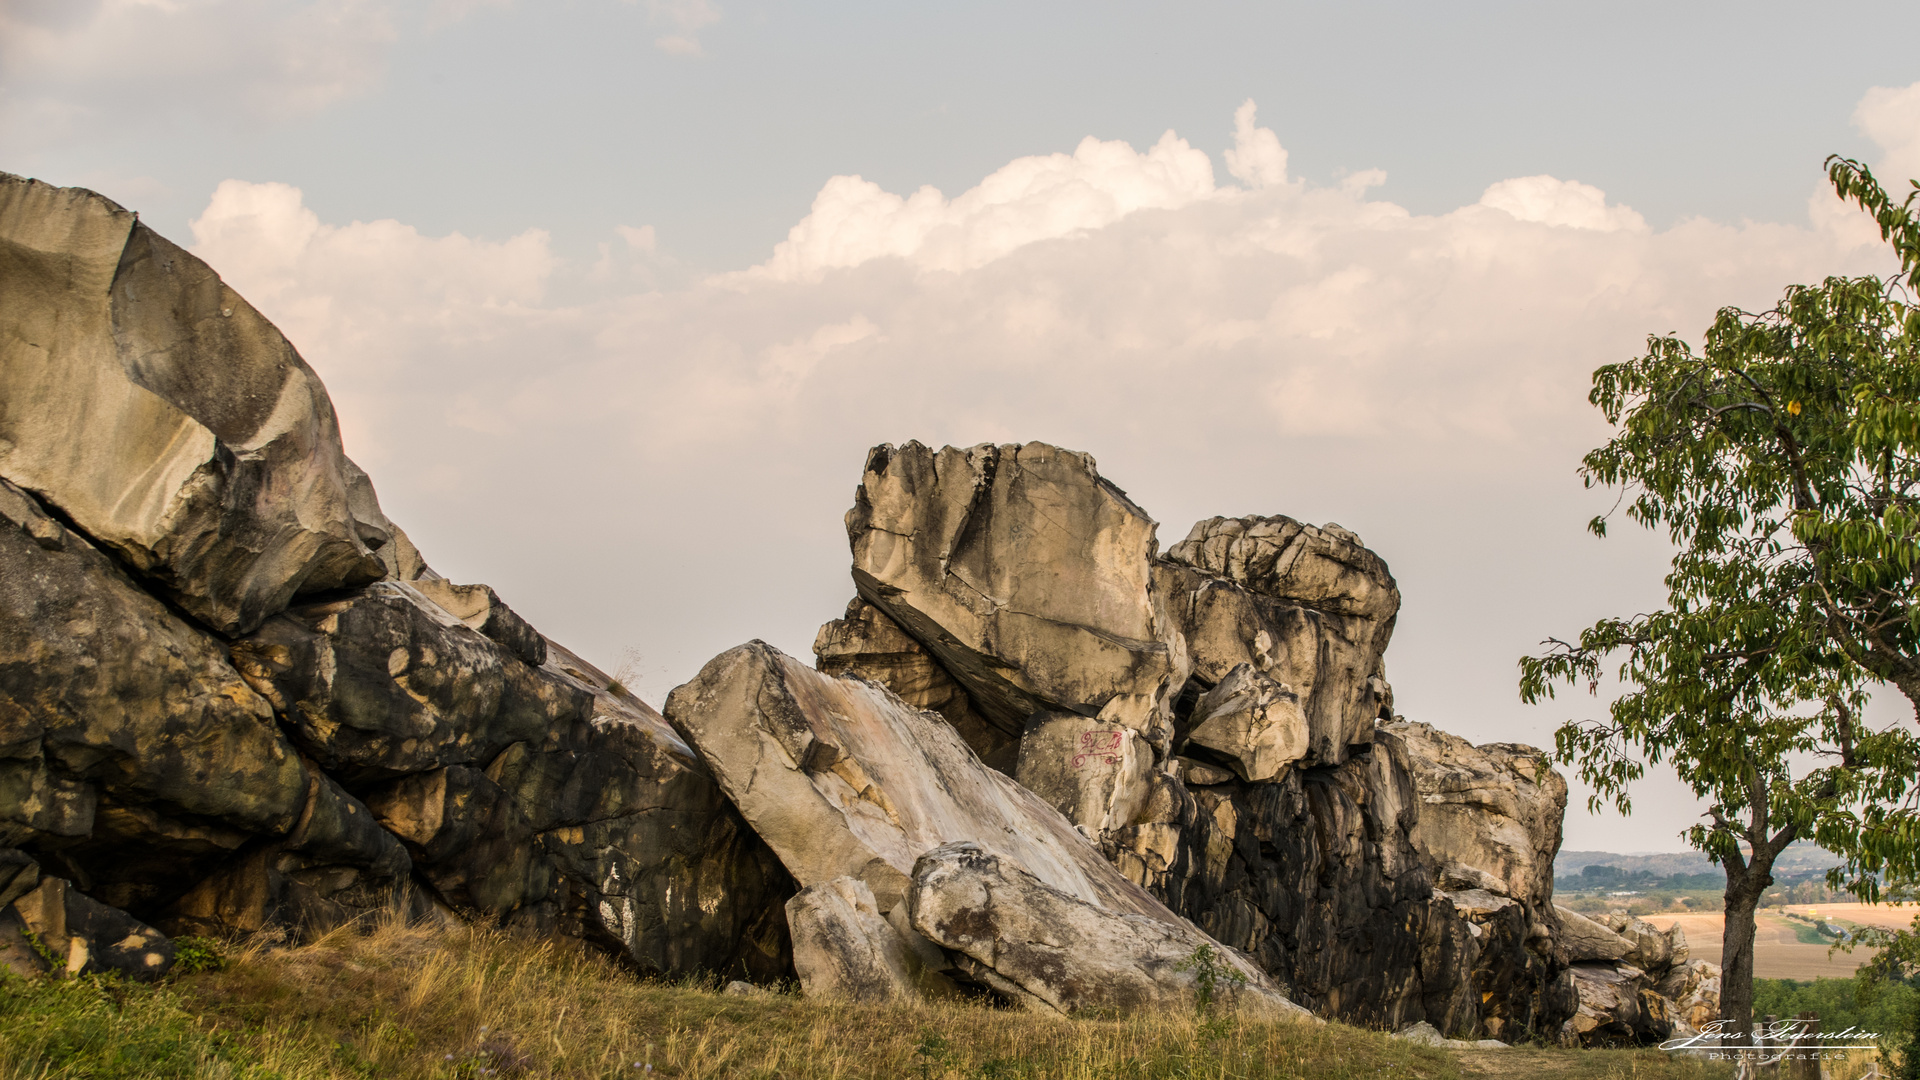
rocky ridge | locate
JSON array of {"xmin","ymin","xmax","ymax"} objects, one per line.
[{"xmin": 0, "ymin": 172, "xmax": 1716, "ymax": 1040}]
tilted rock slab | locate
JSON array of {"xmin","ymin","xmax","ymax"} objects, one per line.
[
  {"xmin": 0, "ymin": 173, "xmax": 389, "ymax": 635},
  {"xmin": 910, "ymin": 841, "xmax": 1312, "ymax": 1019},
  {"xmin": 666, "ymin": 641, "xmax": 1298, "ymax": 1016},
  {"xmin": 667, "ymin": 641, "xmax": 1164, "ymax": 919},
  {"xmin": 1552, "ymin": 906, "xmax": 1635, "ymax": 963}
]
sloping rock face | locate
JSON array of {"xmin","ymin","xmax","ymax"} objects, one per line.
[
  {"xmin": 664, "ymin": 641, "xmax": 1309, "ymax": 1019},
  {"xmin": 0, "ymin": 174, "xmax": 793, "ymax": 982},
  {"xmin": 817, "ymin": 440, "xmax": 1571, "ymax": 1037},
  {"xmin": 911, "ymin": 842, "xmax": 1308, "ymax": 1019}
]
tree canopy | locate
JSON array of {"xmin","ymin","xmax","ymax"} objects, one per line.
[{"xmin": 1519, "ymin": 158, "xmax": 1920, "ymax": 1033}]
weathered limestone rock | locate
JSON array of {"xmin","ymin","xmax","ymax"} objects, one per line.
[
  {"xmin": 1656, "ymin": 960, "xmax": 1721, "ymax": 1033},
  {"xmin": 411, "ymin": 579, "xmax": 546, "ymax": 668},
  {"xmin": 1161, "ymin": 516, "xmax": 1399, "ymax": 766},
  {"xmin": 1386, "ymin": 721, "xmax": 1567, "ymax": 913},
  {"xmin": 0, "ymin": 476, "xmax": 406, "ymax": 922},
  {"xmin": 1155, "ymin": 731, "xmax": 1481, "ymax": 1032},
  {"xmin": 237, "ymin": 590, "xmax": 793, "ymax": 977},
  {"xmin": 665, "ymin": 641, "xmax": 1168, "ymax": 921},
  {"xmin": 1376, "ymin": 721, "xmax": 1570, "ymax": 1040},
  {"xmin": 1183, "ymin": 664, "xmax": 1309, "ymax": 782},
  {"xmin": 814, "ymin": 598, "xmax": 1012, "ymax": 773},
  {"xmin": 1559, "ymin": 962, "xmax": 1675, "ymax": 1047},
  {"xmin": 231, "ymin": 582, "xmax": 586, "ymax": 782},
  {"xmin": 822, "ymin": 443, "xmax": 1544, "ymax": 1036},
  {"xmin": 1553, "ymin": 906, "xmax": 1634, "ymax": 963},
  {"xmin": 846, "ymin": 442, "xmax": 1182, "ymax": 743},
  {"xmin": 788, "ymin": 876, "xmax": 955, "ymax": 1003},
  {"xmin": 4, "ymin": 871, "xmax": 173, "ymax": 980},
  {"xmin": 1599, "ymin": 913, "xmax": 1685, "ymax": 972},
  {"xmin": 0, "ymin": 173, "xmax": 387, "ymax": 635},
  {"xmin": 910, "ymin": 842, "xmax": 1313, "ymax": 1020},
  {"xmin": 1012, "ymin": 712, "xmax": 1156, "ymax": 834}
]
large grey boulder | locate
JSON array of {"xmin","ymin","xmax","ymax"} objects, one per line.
[
  {"xmin": 0, "ymin": 176, "xmax": 794, "ymax": 984},
  {"xmin": 665, "ymin": 641, "xmax": 1292, "ymax": 1012},
  {"xmin": 787, "ymin": 875, "xmax": 956, "ymax": 1003},
  {"xmin": 0, "ymin": 173, "xmax": 388, "ymax": 636},
  {"xmin": 846, "ymin": 442, "xmax": 1183, "ymax": 747},
  {"xmin": 909, "ymin": 841, "xmax": 1313, "ymax": 1020}
]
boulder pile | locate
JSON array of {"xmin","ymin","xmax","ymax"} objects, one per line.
[{"xmin": 0, "ymin": 173, "xmax": 1716, "ymax": 1040}]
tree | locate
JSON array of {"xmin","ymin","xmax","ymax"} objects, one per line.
[{"xmin": 1520, "ymin": 158, "xmax": 1920, "ymax": 1038}]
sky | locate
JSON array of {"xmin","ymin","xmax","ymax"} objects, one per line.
[{"xmin": 7, "ymin": 0, "xmax": 1920, "ymax": 853}]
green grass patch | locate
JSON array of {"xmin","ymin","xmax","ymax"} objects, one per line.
[{"xmin": 0, "ymin": 915, "xmax": 1739, "ymax": 1079}]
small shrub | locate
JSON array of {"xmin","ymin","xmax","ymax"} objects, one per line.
[
  {"xmin": 1175, "ymin": 943, "xmax": 1248, "ymax": 1017},
  {"xmin": 170, "ymin": 936, "xmax": 226, "ymax": 975}
]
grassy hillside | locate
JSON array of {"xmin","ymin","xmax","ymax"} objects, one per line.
[{"xmin": 1, "ymin": 916, "xmax": 1735, "ymax": 1080}]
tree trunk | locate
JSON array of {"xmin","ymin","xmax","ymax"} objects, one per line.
[{"xmin": 1720, "ymin": 860, "xmax": 1775, "ymax": 1036}]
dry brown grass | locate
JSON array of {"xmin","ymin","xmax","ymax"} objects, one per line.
[{"xmin": 2, "ymin": 912, "xmax": 1739, "ymax": 1079}]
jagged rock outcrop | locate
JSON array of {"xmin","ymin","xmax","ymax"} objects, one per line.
[
  {"xmin": 1546, "ymin": 906, "xmax": 1699, "ymax": 1045},
  {"xmin": 817, "ymin": 440, "xmax": 1564, "ymax": 1037},
  {"xmin": 1161, "ymin": 516, "xmax": 1399, "ymax": 767},
  {"xmin": 664, "ymin": 641, "xmax": 1308, "ymax": 1019},
  {"xmin": 1385, "ymin": 720, "xmax": 1569, "ymax": 1040},
  {"xmin": 1657, "ymin": 959, "xmax": 1722, "ymax": 1033},
  {"xmin": 0, "ymin": 173, "xmax": 794, "ymax": 983},
  {"xmin": 1560, "ymin": 962, "xmax": 1676, "ymax": 1047}
]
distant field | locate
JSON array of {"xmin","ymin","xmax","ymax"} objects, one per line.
[{"xmin": 1643, "ymin": 904, "xmax": 1919, "ymax": 979}]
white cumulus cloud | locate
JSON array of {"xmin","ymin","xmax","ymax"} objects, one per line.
[
  {"xmin": 748, "ymin": 129, "xmax": 1219, "ymax": 280},
  {"xmin": 1478, "ymin": 175, "xmax": 1648, "ymax": 232}
]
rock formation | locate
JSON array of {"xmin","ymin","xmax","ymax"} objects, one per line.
[
  {"xmin": 664, "ymin": 640, "xmax": 1309, "ymax": 1019},
  {"xmin": 818, "ymin": 440, "xmax": 1570, "ymax": 1037},
  {"xmin": 0, "ymin": 172, "xmax": 793, "ymax": 983},
  {"xmin": 0, "ymin": 169, "xmax": 1717, "ymax": 1042}
]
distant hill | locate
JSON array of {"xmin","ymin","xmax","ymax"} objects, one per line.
[{"xmin": 1555, "ymin": 841, "xmax": 1843, "ymax": 880}]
